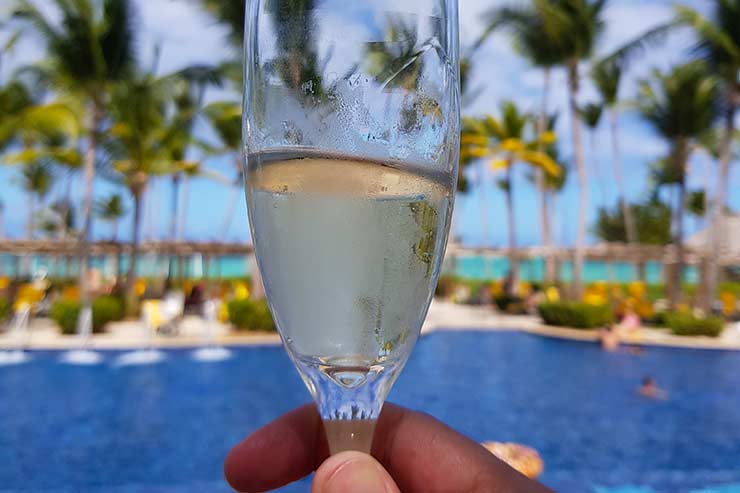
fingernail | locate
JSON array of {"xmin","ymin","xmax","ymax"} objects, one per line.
[{"xmin": 318, "ymin": 453, "xmax": 394, "ymax": 493}]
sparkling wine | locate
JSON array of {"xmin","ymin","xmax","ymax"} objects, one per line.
[{"xmin": 247, "ymin": 152, "xmax": 453, "ymax": 392}]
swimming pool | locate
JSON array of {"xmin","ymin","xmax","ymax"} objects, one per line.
[{"xmin": 1, "ymin": 332, "xmax": 739, "ymax": 493}]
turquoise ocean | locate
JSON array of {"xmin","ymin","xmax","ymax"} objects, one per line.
[{"xmin": 2, "ymin": 253, "xmax": 699, "ymax": 284}]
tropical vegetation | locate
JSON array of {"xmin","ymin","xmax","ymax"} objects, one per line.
[{"xmin": 0, "ymin": 0, "xmax": 738, "ymax": 335}]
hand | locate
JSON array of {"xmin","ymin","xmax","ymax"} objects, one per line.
[{"xmin": 224, "ymin": 403, "xmax": 556, "ymax": 493}]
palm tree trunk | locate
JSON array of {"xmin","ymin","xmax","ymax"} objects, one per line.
[
  {"xmin": 590, "ymin": 130, "xmax": 607, "ymax": 205},
  {"xmin": 168, "ymin": 174, "xmax": 181, "ymax": 280},
  {"xmin": 609, "ymin": 109, "xmax": 636, "ymax": 244},
  {"xmin": 148, "ymin": 179, "xmax": 158, "ymax": 240},
  {"xmin": 703, "ymin": 97, "xmax": 736, "ymax": 312},
  {"xmin": 539, "ymin": 187, "xmax": 555, "ymax": 282},
  {"xmin": 538, "ymin": 68, "xmax": 556, "ymax": 284},
  {"xmin": 220, "ymin": 186, "xmax": 240, "ymax": 238},
  {"xmin": 27, "ymin": 192, "xmax": 35, "ymax": 240},
  {"xmin": 177, "ymin": 176, "xmax": 190, "ymax": 281},
  {"xmin": 221, "ymin": 157, "xmax": 243, "ymax": 238},
  {"xmin": 478, "ymin": 160, "xmax": 490, "ymax": 248},
  {"xmin": 179, "ymin": 176, "xmax": 189, "ymax": 241},
  {"xmin": 567, "ymin": 61, "xmax": 588, "ymax": 298},
  {"xmin": 78, "ymin": 105, "xmax": 103, "ymax": 319},
  {"xmin": 669, "ymin": 139, "xmax": 689, "ymax": 309},
  {"xmin": 20, "ymin": 192, "xmax": 34, "ymax": 278},
  {"xmin": 505, "ymin": 164, "xmax": 518, "ymax": 295},
  {"xmin": 110, "ymin": 219, "xmax": 121, "ymax": 289},
  {"xmin": 125, "ymin": 188, "xmax": 144, "ymax": 308},
  {"xmin": 170, "ymin": 174, "xmax": 180, "ymax": 240}
]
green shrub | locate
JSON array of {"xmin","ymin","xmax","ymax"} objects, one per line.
[
  {"xmin": 92, "ymin": 296, "xmax": 125, "ymax": 331},
  {"xmin": 50, "ymin": 301, "xmax": 80, "ymax": 335},
  {"xmin": 644, "ymin": 311, "xmax": 668, "ymax": 327},
  {"xmin": 666, "ymin": 313, "xmax": 724, "ymax": 337},
  {"xmin": 538, "ymin": 302, "xmax": 614, "ymax": 329},
  {"xmin": 50, "ymin": 296, "xmax": 125, "ymax": 335},
  {"xmin": 0, "ymin": 298, "xmax": 9, "ymax": 321},
  {"xmin": 227, "ymin": 299, "xmax": 276, "ymax": 332},
  {"xmin": 435, "ymin": 275, "xmax": 459, "ymax": 298},
  {"xmin": 494, "ymin": 294, "xmax": 527, "ymax": 314}
]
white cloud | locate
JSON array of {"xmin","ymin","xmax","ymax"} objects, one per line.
[{"xmin": 135, "ymin": 0, "xmax": 234, "ymax": 75}]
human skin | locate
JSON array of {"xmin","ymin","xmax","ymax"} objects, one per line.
[{"xmin": 224, "ymin": 402, "xmax": 557, "ymax": 493}]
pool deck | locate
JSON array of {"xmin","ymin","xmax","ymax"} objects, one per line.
[{"xmin": 2, "ymin": 300, "xmax": 740, "ymax": 351}]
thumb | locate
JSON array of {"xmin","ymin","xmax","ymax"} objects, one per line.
[{"xmin": 312, "ymin": 451, "xmax": 400, "ymax": 493}]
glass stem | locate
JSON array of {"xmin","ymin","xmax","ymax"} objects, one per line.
[{"xmin": 323, "ymin": 418, "xmax": 377, "ymax": 455}]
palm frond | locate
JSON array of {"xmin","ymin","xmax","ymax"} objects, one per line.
[
  {"xmin": 95, "ymin": 193, "xmax": 126, "ymax": 220},
  {"xmin": 203, "ymin": 100, "xmax": 241, "ymax": 151},
  {"xmin": 637, "ymin": 61, "xmax": 719, "ymax": 147},
  {"xmin": 4, "ymin": 147, "xmax": 82, "ymax": 168},
  {"xmin": 100, "ymin": 0, "xmax": 137, "ymax": 80},
  {"xmin": 579, "ymin": 102, "xmax": 603, "ymax": 128},
  {"xmin": 14, "ymin": 0, "xmax": 138, "ymax": 97},
  {"xmin": 517, "ymin": 149, "xmax": 562, "ymax": 177},
  {"xmin": 601, "ymin": 21, "xmax": 678, "ymax": 69},
  {"xmin": 676, "ymin": 5, "xmax": 740, "ymax": 62},
  {"xmin": 21, "ymin": 161, "xmax": 53, "ymax": 197},
  {"xmin": 591, "ymin": 58, "xmax": 621, "ymax": 106},
  {"xmin": 12, "ymin": 0, "xmax": 61, "ymax": 46}
]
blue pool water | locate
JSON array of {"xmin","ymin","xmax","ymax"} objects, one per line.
[{"xmin": 1, "ymin": 332, "xmax": 739, "ymax": 493}]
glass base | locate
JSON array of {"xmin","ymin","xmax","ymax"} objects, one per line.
[{"xmin": 294, "ymin": 354, "xmax": 401, "ymax": 454}]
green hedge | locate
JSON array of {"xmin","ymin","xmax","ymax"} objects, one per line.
[
  {"xmin": 666, "ymin": 313, "xmax": 724, "ymax": 337},
  {"xmin": 435, "ymin": 275, "xmax": 460, "ymax": 298},
  {"xmin": 0, "ymin": 298, "xmax": 9, "ymax": 321},
  {"xmin": 50, "ymin": 296, "xmax": 125, "ymax": 335},
  {"xmin": 538, "ymin": 302, "xmax": 614, "ymax": 329},
  {"xmin": 494, "ymin": 294, "xmax": 527, "ymax": 314},
  {"xmin": 227, "ymin": 299, "xmax": 276, "ymax": 332},
  {"xmin": 93, "ymin": 296, "xmax": 126, "ymax": 331},
  {"xmin": 644, "ymin": 311, "xmax": 668, "ymax": 327}
]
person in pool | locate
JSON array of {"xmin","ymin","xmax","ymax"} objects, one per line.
[
  {"xmin": 225, "ymin": 403, "xmax": 557, "ymax": 493},
  {"xmin": 638, "ymin": 377, "xmax": 668, "ymax": 400},
  {"xmin": 599, "ymin": 324, "xmax": 620, "ymax": 352}
]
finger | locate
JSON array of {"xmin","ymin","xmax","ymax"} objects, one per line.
[
  {"xmin": 372, "ymin": 406, "xmax": 553, "ymax": 493},
  {"xmin": 224, "ymin": 404, "xmax": 329, "ymax": 493},
  {"xmin": 311, "ymin": 451, "xmax": 400, "ymax": 493},
  {"xmin": 224, "ymin": 403, "xmax": 553, "ymax": 493}
]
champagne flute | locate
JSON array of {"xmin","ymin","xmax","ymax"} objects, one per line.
[{"xmin": 243, "ymin": 0, "xmax": 459, "ymax": 454}]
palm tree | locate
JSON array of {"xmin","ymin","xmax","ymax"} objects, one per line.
[
  {"xmin": 637, "ymin": 62, "xmax": 718, "ymax": 307},
  {"xmin": 104, "ymin": 74, "xmax": 181, "ymax": 305},
  {"xmin": 461, "ymin": 101, "xmax": 561, "ymax": 294},
  {"xmin": 592, "ymin": 59, "xmax": 638, "ymax": 245},
  {"xmin": 478, "ymin": 5, "xmax": 567, "ymax": 284},
  {"xmin": 14, "ymin": 0, "xmax": 136, "ymax": 315},
  {"xmin": 674, "ymin": 1, "xmax": 740, "ymax": 311},
  {"xmin": 0, "ymin": 79, "xmax": 33, "ymax": 150},
  {"xmin": 165, "ymin": 66, "xmax": 221, "ymax": 279},
  {"xmin": 579, "ymin": 102, "xmax": 607, "ymax": 206},
  {"xmin": 95, "ymin": 193, "xmax": 125, "ymax": 285},
  {"xmin": 546, "ymin": 0, "xmax": 608, "ymax": 297},
  {"xmin": 95, "ymin": 194, "xmax": 126, "ymax": 241},
  {"xmin": 479, "ymin": 0, "xmax": 608, "ymax": 296},
  {"xmin": 202, "ymin": 100, "xmax": 242, "ymax": 237},
  {"xmin": 20, "ymin": 162, "xmax": 53, "ymax": 239}
]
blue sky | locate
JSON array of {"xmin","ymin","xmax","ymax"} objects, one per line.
[{"xmin": 1, "ymin": 0, "xmax": 738, "ymax": 246}]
